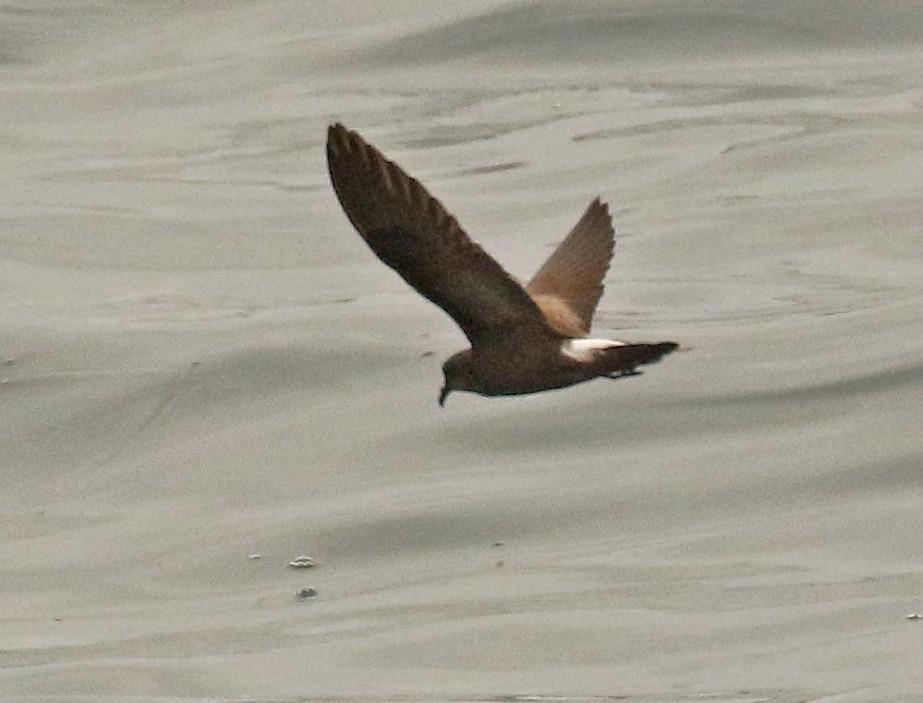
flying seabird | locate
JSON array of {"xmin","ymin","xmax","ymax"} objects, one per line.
[{"xmin": 326, "ymin": 123, "xmax": 677, "ymax": 406}]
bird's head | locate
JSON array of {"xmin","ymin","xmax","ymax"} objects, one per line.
[{"xmin": 439, "ymin": 350, "xmax": 478, "ymax": 407}]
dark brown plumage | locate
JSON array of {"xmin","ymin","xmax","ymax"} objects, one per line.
[{"xmin": 326, "ymin": 123, "xmax": 677, "ymax": 405}]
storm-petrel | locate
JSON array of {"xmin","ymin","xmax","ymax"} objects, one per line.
[{"xmin": 326, "ymin": 123, "xmax": 677, "ymax": 405}]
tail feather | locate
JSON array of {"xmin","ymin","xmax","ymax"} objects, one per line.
[{"xmin": 594, "ymin": 341, "xmax": 678, "ymax": 377}]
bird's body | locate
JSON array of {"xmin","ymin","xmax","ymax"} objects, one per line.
[{"xmin": 325, "ymin": 123, "xmax": 677, "ymax": 405}]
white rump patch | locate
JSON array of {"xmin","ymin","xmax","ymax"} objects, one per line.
[{"xmin": 561, "ymin": 337, "xmax": 626, "ymax": 362}]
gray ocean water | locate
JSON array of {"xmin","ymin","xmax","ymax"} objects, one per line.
[{"xmin": 2, "ymin": 2, "xmax": 923, "ymax": 702}]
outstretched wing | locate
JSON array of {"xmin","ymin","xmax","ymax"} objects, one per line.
[
  {"xmin": 327, "ymin": 123, "xmax": 556, "ymax": 348},
  {"xmin": 525, "ymin": 198, "xmax": 615, "ymax": 336}
]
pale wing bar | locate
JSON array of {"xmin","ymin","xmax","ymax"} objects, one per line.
[{"xmin": 526, "ymin": 197, "xmax": 615, "ymax": 334}]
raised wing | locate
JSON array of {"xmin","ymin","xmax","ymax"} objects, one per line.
[
  {"xmin": 525, "ymin": 198, "xmax": 615, "ymax": 336},
  {"xmin": 327, "ymin": 123, "xmax": 556, "ymax": 348}
]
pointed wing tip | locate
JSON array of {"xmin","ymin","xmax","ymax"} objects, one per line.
[
  {"xmin": 587, "ymin": 197, "xmax": 614, "ymax": 232},
  {"xmin": 327, "ymin": 121, "xmax": 349, "ymax": 139},
  {"xmin": 589, "ymin": 195, "xmax": 609, "ymax": 213},
  {"xmin": 588, "ymin": 196, "xmax": 615, "ymax": 253},
  {"xmin": 597, "ymin": 195, "xmax": 613, "ymax": 219},
  {"xmin": 327, "ymin": 123, "xmax": 380, "ymax": 168},
  {"xmin": 327, "ymin": 122, "xmax": 355, "ymax": 160}
]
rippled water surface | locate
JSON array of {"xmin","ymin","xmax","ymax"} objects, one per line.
[{"xmin": 2, "ymin": 2, "xmax": 922, "ymax": 702}]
